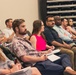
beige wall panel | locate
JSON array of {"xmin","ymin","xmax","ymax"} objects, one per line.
[{"xmin": 0, "ymin": 0, "xmax": 39, "ymax": 33}]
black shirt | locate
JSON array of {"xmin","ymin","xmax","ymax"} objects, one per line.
[{"xmin": 43, "ymin": 26, "xmax": 63, "ymax": 46}]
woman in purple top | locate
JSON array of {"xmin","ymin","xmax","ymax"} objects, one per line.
[{"xmin": 30, "ymin": 20, "xmax": 54, "ymax": 53}]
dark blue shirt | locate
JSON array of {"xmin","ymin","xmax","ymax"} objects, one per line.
[{"xmin": 43, "ymin": 26, "xmax": 63, "ymax": 46}]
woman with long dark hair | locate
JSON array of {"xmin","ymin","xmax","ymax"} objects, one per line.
[
  {"xmin": 66, "ymin": 18, "xmax": 76, "ymax": 35},
  {"xmin": 30, "ymin": 20, "xmax": 54, "ymax": 53}
]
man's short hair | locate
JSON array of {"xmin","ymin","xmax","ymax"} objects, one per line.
[
  {"xmin": 61, "ymin": 18, "xmax": 68, "ymax": 22},
  {"xmin": 12, "ymin": 19, "xmax": 25, "ymax": 33},
  {"xmin": 46, "ymin": 15, "xmax": 54, "ymax": 21},
  {"xmin": 5, "ymin": 18, "xmax": 12, "ymax": 25}
]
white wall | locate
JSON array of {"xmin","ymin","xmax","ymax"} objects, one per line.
[{"xmin": 0, "ymin": 0, "xmax": 39, "ymax": 33}]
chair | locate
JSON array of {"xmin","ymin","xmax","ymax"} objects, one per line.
[
  {"xmin": 0, "ymin": 45, "xmax": 32, "ymax": 68},
  {"xmin": 0, "ymin": 45, "xmax": 15, "ymax": 61}
]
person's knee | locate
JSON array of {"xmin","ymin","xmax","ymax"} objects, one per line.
[
  {"xmin": 66, "ymin": 50, "xmax": 74, "ymax": 56},
  {"xmin": 60, "ymin": 48, "xmax": 74, "ymax": 55},
  {"xmin": 71, "ymin": 47, "xmax": 76, "ymax": 53}
]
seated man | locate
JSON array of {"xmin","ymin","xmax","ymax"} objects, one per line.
[
  {"xmin": 3, "ymin": 18, "xmax": 14, "ymax": 43},
  {"xmin": 53, "ymin": 16, "xmax": 75, "ymax": 44},
  {"xmin": 10, "ymin": 19, "xmax": 76, "ymax": 75},
  {"xmin": 0, "ymin": 48, "xmax": 41, "ymax": 75}
]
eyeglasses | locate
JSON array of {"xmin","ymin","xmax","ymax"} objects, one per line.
[{"xmin": 47, "ymin": 20, "xmax": 55, "ymax": 22}]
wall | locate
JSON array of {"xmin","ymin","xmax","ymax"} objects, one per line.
[{"xmin": 0, "ymin": 0, "xmax": 39, "ymax": 33}]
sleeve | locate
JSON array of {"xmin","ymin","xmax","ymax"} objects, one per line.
[
  {"xmin": 44, "ymin": 28, "xmax": 55, "ymax": 44},
  {"xmin": 54, "ymin": 27, "xmax": 73, "ymax": 41},
  {"xmin": 58, "ymin": 32, "xmax": 72, "ymax": 41},
  {"xmin": 13, "ymin": 42, "xmax": 27, "ymax": 58}
]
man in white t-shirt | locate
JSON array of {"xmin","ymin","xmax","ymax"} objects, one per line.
[{"xmin": 3, "ymin": 18, "xmax": 14, "ymax": 42}]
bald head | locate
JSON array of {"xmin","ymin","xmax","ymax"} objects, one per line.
[
  {"xmin": 54, "ymin": 16, "xmax": 61, "ymax": 26},
  {"xmin": 54, "ymin": 16, "xmax": 60, "ymax": 20}
]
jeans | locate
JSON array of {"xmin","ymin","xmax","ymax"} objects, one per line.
[{"xmin": 34, "ymin": 54, "xmax": 71, "ymax": 75}]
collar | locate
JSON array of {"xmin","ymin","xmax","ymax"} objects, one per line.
[
  {"xmin": 14, "ymin": 36, "xmax": 25, "ymax": 41},
  {"xmin": 14, "ymin": 36, "xmax": 31, "ymax": 45},
  {"xmin": 54, "ymin": 25, "xmax": 61, "ymax": 28}
]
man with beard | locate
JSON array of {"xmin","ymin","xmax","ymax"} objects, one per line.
[{"xmin": 10, "ymin": 19, "xmax": 76, "ymax": 75}]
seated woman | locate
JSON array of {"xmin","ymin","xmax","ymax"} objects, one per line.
[
  {"xmin": 0, "ymin": 48, "xmax": 41, "ymax": 75},
  {"xmin": 66, "ymin": 18, "xmax": 76, "ymax": 35},
  {"xmin": 30, "ymin": 20, "xmax": 54, "ymax": 54}
]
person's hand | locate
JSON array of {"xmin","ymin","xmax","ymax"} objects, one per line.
[
  {"xmin": 46, "ymin": 45, "xmax": 55, "ymax": 50},
  {"xmin": 16, "ymin": 63, "xmax": 22, "ymax": 70},
  {"xmin": 0, "ymin": 37, "xmax": 4, "ymax": 42},
  {"xmin": 47, "ymin": 49, "xmax": 52, "ymax": 53},
  {"xmin": 0, "ymin": 37, "xmax": 7, "ymax": 43},
  {"xmin": 40, "ymin": 55, "xmax": 47, "ymax": 61},
  {"xmin": 71, "ymin": 35, "xmax": 76, "ymax": 40},
  {"xmin": 49, "ymin": 46, "xmax": 55, "ymax": 50},
  {"xmin": 63, "ymin": 42, "xmax": 71, "ymax": 49},
  {"xmin": 10, "ymin": 64, "xmax": 21, "ymax": 73},
  {"xmin": 65, "ymin": 45, "xmax": 71, "ymax": 49}
]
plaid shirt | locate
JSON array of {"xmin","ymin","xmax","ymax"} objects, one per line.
[{"xmin": 11, "ymin": 36, "xmax": 40, "ymax": 58}]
